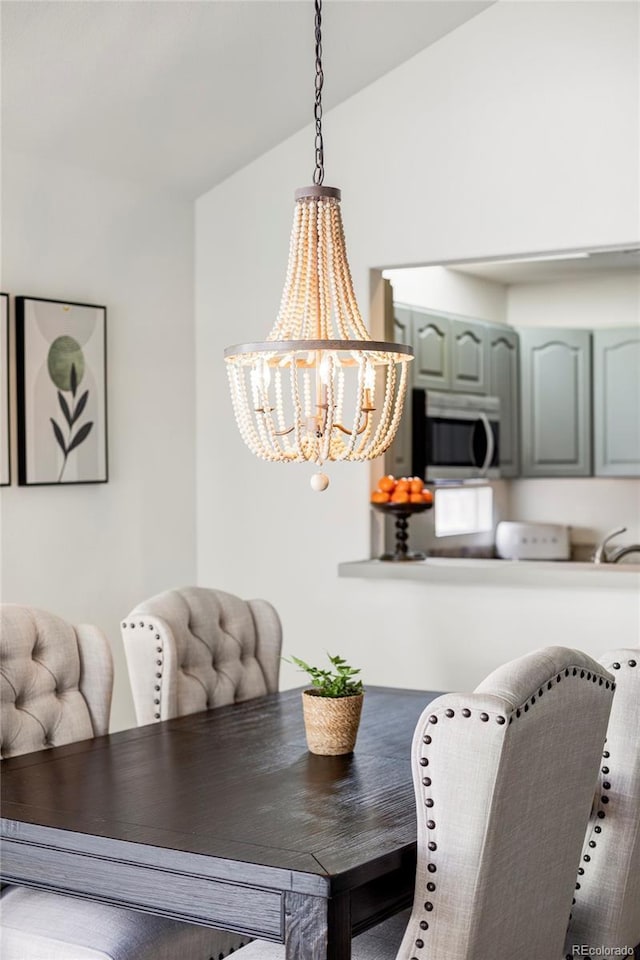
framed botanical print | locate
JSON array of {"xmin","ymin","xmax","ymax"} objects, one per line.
[
  {"xmin": 16, "ymin": 297, "xmax": 108, "ymax": 485},
  {"xmin": 0, "ymin": 293, "xmax": 10, "ymax": 486}
]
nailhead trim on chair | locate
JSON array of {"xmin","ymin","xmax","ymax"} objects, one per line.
[
  {"xmin": 566, "ymin": 658, "xmax": 636, "ymax": 959},
  {"xmin": 208, "ymin": 945, "xmax": 249, "ymax": 959},
  {"xmin": 417, "ymin": 665, "xmax": 613, "ymax": 953},
  {"xmin": 122, "ymin": 619, "xmax": 164, "ymax": 720}
]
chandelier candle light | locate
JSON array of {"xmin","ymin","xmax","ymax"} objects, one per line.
[{"xmin": 224, "ymin": 0, "xmax": 413, "ymax": 491}]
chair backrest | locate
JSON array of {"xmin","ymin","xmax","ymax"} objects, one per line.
[
  {"xmin": 396, "ymin": 646, "xmax": 614, "ymax": 960},
  {"xmin": 0, "ymin": 604, "xmax": 113, "ymax": 759},
  {"xmin": 122, "ymin": 586, "xmax": 282, "ymax": 725},
  {"xmin": 565, "ymin": 648, "xmax": 640, "ymax": 955}
]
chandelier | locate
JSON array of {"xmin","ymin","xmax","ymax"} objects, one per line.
[{"xmin": 224, "ymin": 0, "xmax": 413, "ymax": 491}]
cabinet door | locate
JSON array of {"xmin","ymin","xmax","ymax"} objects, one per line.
[
  {"xmin": 488, "ymin": 326, "xmax": 520, "ymax": 477},
  {"xmin": 387, "ymin": 306, "xmax": 413, "ymax": 477},
  {"xmin": 411, "ymin": 310, "xmax": 450, "ymax": 390},
  {"xmin": 450, "ymin": 318, "xmax": 487, "ymax": 394},
  {"xmin": 519, "ymin": 328, "xmax": 592, "ymax": 477},
  {"xmin": 594, "ymin": 328, "xmax": 640, "ymax": 476}
]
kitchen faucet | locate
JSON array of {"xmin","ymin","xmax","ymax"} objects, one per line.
[{"xmin": 593, "ymin": 527, "xmax": 640, "ymax": 563}]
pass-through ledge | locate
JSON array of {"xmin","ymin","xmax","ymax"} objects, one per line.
[{"xmin": 338, "ymin": 557, "xmax": 640, "ymax": 589}]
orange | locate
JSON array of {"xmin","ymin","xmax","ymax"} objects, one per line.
[
  {"xmin": 378, "ymin": 475, "xmax": 396, "ymax": 493},
  {"xmin": 395, "ymin": 478, "xmax": 410, "ymax": 493},
  {"xmin": 371, "ymin": 490, "xmax": 390, "ymax": 504},
  {"xmin": 409, "ymin": 478, "xmax": 423, "ymax": 494},
  {"xmin": 409, "ymin": 493, "xmax": 424, "ymax": 503},
  {"xmin": 422, "ymin": 489, "xmax": 434, "ymax": 503},
  {"xmin": 390, "ymin": 490, "xmax": 410, "ymax": 504}
]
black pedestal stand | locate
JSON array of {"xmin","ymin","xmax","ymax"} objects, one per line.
[{"xmin": 372, "ymin": 501, "xmax": 433, "ymax": 562}]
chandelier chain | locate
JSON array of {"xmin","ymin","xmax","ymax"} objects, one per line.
[{"xmin": 313, "ymin": 0, "xmax": 324, "ymax": 185}]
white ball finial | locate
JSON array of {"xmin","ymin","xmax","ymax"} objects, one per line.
[{"xmin": 310, "ymin": 472, "xmax": 330, "ymax": 492}]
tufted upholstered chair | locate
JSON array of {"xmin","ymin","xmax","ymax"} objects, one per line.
[
  {"xmin": 0, "ymin": 604, "xmax": 247, "ymax": 960},
  {"xmin": 565, "ymin": 648, "xmax": 640, "ymax": 958},
  {"xmin": 235, "ymin": 646, "xmax": 614, "ymax": 960},
  {"xmin": 121, "ymin": 586, "xmax": 282, "ymax": 725},
  {"xmin": 0, "ymin": 603, "xmax": 112, "ymax": 758}
]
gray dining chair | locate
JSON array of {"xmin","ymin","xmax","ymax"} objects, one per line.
[
  {"xmin": 121, "ymin": 586, "xmax": 282, "ymax": 724},
  {"xmin": 565, "ymin": 648, "xmax": 640, "ymax": 958},
  {"xmin": 0, "ymin": 603, "xmax": 246, "ymax": 960},
  {"xmin": 235, "ymin": 646, "xmax": 614, "ymax": 960}
]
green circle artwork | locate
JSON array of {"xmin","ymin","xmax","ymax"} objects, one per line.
[{"xmin": 47, "ymin": 336, "xmax": 85, "ymax": 391}]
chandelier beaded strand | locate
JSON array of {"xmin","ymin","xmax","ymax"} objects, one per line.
[{"xmin": 224, "ymin": 0, "xmax": 413, "ymax": 490}]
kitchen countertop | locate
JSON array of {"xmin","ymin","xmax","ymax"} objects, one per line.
[{"xmin": 338, "ymin": 557, "xmax": 640, "ymax": 589}]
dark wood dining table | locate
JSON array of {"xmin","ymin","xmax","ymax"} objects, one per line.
[{"xmin": 1, "ymin": 686, "xmax": 439, "ymax": 960}]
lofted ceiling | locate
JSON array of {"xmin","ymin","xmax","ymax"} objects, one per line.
[{"xmin": 1, "ymin": 0, "xmax": 492, "ymax": 199}]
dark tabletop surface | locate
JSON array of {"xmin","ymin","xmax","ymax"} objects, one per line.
[{"xmin": 1, "ymin": 686, "xmax": 440, "ymax": 889}]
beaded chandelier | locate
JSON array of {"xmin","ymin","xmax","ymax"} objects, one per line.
[{"xmin": 224, "ymin": 0, "xmax": 413, "ymax": 491}]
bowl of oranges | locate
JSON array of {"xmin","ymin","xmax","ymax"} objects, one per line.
[
  {"xmin": 371, "ymin": 476, "xmax": 434, "ymax": 510},
  {"xmin": 370, "ymin": 476, "xmax": 433, "ymax": 561}
]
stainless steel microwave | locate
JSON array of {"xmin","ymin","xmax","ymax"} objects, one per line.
[{"xmin": 412, "ymin": 389, "xmax": 501, "ymax": 481}]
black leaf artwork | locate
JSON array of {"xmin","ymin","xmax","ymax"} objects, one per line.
[
  {"xmin": 50, "ymin": 418, "xmax": 66, "ymax": 454},
  {"xmin": 50, "ymin": 375, "xmax": 93, "ymax": 482},
  {"xmin": 23, "ymin": 299, "xmax": 107, "ymax": 487},
  {"xmin": 67, "ymin": 421, "xmax": 93, "ymax": 454},
  {"xmin": 71, "ymin": 390, "xmax": 88, "ymax": 425},
  {"xmin": 58, "ymin": 391, "xmax": 73, "ymax": 427}
]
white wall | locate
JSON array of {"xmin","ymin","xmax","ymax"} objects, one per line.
[
  {"xmin": 0, "ymin": 151, "xmax": 196, "ymax": 731},
  {"xmin": 196, "ymin": 1, "xmax": 640, "ymax": 696},
  {"xmin": 507, "ymin": 272, "xmax": 639, "ymax": 329},
  {"xmin": 384, "ymin": 265, "xmax": 507, "ymax": 324}
]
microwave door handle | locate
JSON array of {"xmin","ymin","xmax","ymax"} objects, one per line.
[
  {"xmin": 479, "ymin": 412, "xmax": 494, "ymax": 475},
  {"xmin": 469, "ymin": 422, "xmax": 480, "ymax": 470}
]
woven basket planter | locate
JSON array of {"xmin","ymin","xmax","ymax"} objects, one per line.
[{"xmin": 302, "ymin": 690, "xmax": 364, "ymax": 756}]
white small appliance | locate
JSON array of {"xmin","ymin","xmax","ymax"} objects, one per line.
[{"xmin": 495, "ymin": 521, "xmax": 570, "ymax": 561}]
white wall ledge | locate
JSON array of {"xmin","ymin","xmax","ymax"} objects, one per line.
[{"xmin": 338, "ymin": 558, "xmax": 640, "ymax": 589}]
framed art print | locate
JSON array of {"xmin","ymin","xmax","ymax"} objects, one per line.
[
  {"xmin": 16, "ymin": 297, "xmax": 108, "ymax": 485},
  {"xmin": 0, "ymin": 293, "xmax": 10, "ymax": 486}
]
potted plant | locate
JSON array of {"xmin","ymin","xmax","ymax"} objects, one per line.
[{"xmin": 288, "ymin": 654, "xmax": 364, "ymax": 756}]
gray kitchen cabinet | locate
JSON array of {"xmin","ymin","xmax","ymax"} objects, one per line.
[
  {"xmin": 519, "ymin": 327, "xmax": 592, "ymax": 477},
  {"xmin": 392, "ymin": 305, "xmax": 412, "ymax": 359},
  {"xmin": 487, "ymin": 325, "xmax": 520, "ymax": 477},
  {"xmin": 594, "ymin": 327, "xmax": 640, "ymax": 476},
  {"xmin": 387, "ymin": 305, "xmax": 413, "ymax": 477},
  {"xmin": 411, "ymin": 309, "xmax": 451, "ymax": 390},
  {"xmin": 450, "ymin": 318, "xmax": 487, "ymax": 394}
]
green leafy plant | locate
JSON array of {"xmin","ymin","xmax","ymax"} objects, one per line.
[{"xmin": 286, "ymin": 653, "xmax": 363, "ymax": 698}]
